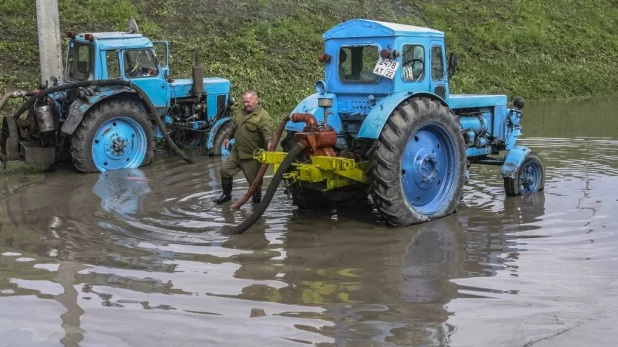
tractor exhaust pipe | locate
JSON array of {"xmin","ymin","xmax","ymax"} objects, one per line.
[{"xmin": 192, "ymin": 49, "xmax": 204, "ymax": 103}]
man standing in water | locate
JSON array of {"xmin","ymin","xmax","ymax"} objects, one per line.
[{"xmin": 214, "ymin": 89, "xmax": 274, "ymax": 205}]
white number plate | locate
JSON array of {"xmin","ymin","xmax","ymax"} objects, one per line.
[{"xmin": 373, "ymin": 58, "xmax": 399, "ymax": 79}]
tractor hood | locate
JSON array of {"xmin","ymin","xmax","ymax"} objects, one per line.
[{"xmin": 171, "ymin": 77, "xmax": 230, "ymax": 98}]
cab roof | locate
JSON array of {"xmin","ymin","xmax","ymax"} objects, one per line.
[
  {"xmin": 73, "ymin": 32, "xmax": 153, "ymax": 50},
  {"xmin": 323, "ymin": 19, "xmax": 444, "ymax": 39}
]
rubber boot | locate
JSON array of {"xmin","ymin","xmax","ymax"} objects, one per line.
[
  {"xmin": 214, "ymin": 177, "xmax": 233, "ymax": 204},
  {"xmin": 252, "ymin": 185, "xmax": 262, "ymax": 204}
]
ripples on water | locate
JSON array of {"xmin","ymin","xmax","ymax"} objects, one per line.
[{"xmin": 1, "ymin": 98, "xmax": 617, "ymax": 346}]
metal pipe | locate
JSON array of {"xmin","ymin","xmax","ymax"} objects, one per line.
[
  {"xmin": 290, "ymin": 113, "xmax": 318, "ymax": 129},
  {"xmin": 0, "ymin": 91, "xmax": 33, "ymax": 112}
]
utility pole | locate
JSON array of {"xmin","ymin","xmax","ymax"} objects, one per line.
[{"xmin": 36, "ymin": 0, "xmax": 63, "ymax": 88}]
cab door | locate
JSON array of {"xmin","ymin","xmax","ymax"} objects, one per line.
[
  {"xmin": 429, "ymin": 40, "xmax": 449, "ymax": 101},
  {"xmin": 121, "ymin": 48, "xmax": 169, "ymax": 115}
]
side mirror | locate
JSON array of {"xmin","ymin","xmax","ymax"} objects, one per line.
[
  {"xmin": 447, "ymin": 53, "xmax": 459, "ymax": 80},
  {"xmin": 227, "ymin": 96, "xmax": 235, "ymax": 107}
]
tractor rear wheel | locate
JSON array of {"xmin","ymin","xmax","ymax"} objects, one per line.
[
  {"xmin": 211, "ymin": 121, "xmax": 234, "ymax": 156},
  {"xmin": 503, "ymin": 152, "xmax": 545, "ymax": 196},
  {"xmin": 368, "ymin": 97, "xmax": 466, "ymax": 226},
  {"xmin": 71, "ymin": 100, "xmax": 154, "ymax": 173}
]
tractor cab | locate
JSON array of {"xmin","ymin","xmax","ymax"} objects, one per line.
[
  {"xmin": 63, "ymin": 32, "xmax": 171, "ymax": 113},
  {"xmin": 64, "ymin": 32, "xmax": 169, "ymax": 83},
  {"xmin": 286, "ymin": 19, "xmax": 459, "ymax": 138},
  {"xmin": 320, "ymin": 19, "xmax": 457, "ymax": 101}
]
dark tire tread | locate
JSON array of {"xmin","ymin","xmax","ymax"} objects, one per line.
[
  {"xmin": 503, "ymin": 152, "xmax": 545, "ymax": 196},
  {"xmin": 367, "ymin": 97, "xmax": 466, "ymax": 227}
]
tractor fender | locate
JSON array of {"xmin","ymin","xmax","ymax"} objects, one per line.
[
  {"xmin": 357, "ymin": 91, "xmax": 449, "ymax": 140},
  {"xmin": 501, "ymin": 145, "xmax": 532, "ymax": 179},
  {"xmin": 61, "ymin": 89, "xmax": 139, "ymax": 135},
  {"xmin": 207, "ymin": 116, "xmax": 232, "ymax": 150},
  {"xmin": 284, "ymin": 93, "xmax": 342, "ymax": 133}
]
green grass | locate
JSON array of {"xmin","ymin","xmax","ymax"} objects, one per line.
[{"xmin": 1, "ymin": 0, "xmax": 618, "ymax": 120}]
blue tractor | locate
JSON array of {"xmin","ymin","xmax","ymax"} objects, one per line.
[
  {"xmin": 255, "ymin": 19, "xmax": 546, "ymax": 227},
  {"xmin": 0, "ymin": 21, "xmax": 234, "ymax": 173}
]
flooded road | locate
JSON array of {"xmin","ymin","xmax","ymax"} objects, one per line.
[{"xmin": 1, "ymin": 96, "xmax": 618, "ymax": 346}]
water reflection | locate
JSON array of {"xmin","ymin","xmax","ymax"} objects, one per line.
[
  {"xmin": 93, "ymin": 169, "xmax": 152, "ymax": 217},
  {"xmin": 1, "ymin": 96, "xmax": 618, "ymax": 346}
]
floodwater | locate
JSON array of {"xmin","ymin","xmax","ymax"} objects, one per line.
[{"xmin": 1, "ymin": 96, "xmax": 618, "ymax": 347}]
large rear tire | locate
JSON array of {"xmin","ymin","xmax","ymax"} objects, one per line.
[
  {"xmin": 71, "ymin": 99, "xmax": 154, "ymax": 173},
  {"xmin": 368, "ymin": 97, "xmax": 466, "ymax": 226}
]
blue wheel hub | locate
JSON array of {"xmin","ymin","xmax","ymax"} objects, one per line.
[
  {"xmin": 401, "ymin": 125, "xmax": 456, "ymax": 214},
  {"xmin": 519, "ymin": 161, "xmax": 542, "ymax": 193},
  {"xmin": 92, "ymin": 117, "xmax": 147, "ymax": 172}
]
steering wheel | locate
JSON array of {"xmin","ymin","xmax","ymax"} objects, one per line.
[{"xmin": 404, "ymin": 58, "xmax": 424, "ymax": 71}]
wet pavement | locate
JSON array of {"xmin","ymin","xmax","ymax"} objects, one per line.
[{"xmin": 1, "ymin": 96, "xmax": 617, "ymax": 346}]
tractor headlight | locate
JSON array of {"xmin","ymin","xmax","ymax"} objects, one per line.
[
  {"xmin": 318, "ymin": 97, "xmax": 333, "ymax": 108},
  {"xmin": 315, "ymin": 80, "xmax": 327, "ymax": 95},
  {"xmin": 513, "ymin": 96, "xmax": 525, "ymax": 110}
]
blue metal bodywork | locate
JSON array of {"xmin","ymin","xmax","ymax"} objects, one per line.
[
  {"xmin": 501, "ymin": 145, "xmax": 531, "ymax": 179},
  {"xmin": 285, "ymin": 19, "xmax": 539, "ymax": 191}
]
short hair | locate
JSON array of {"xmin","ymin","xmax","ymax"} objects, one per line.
[{"xmin": 243, "ymin": 89, "xmax": 258, "ymax": 99}]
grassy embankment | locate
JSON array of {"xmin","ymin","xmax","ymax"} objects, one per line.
[
  {"xmin": 2, "ymin": 0, "xmax": 617, "ymax": 117},
  {"xmin": 1, "ymin": 0, "xmax": 617, "ymax": 160}
]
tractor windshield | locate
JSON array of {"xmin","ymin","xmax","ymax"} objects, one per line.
[
  {"xmin": 338, "ymin": 45, "xmax": 380, "ymax": 83},
  {"xmin": 66, "ymin": 42, "xmax": 94, "ymax": 82},
  {"xmin": 123, "ymin": 49, "xmax": 159, "ymax": 78}
]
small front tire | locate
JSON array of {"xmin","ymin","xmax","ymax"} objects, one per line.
[{"xmin": 503, "ymin": 152, "xmax": 545, "ymax": 196}]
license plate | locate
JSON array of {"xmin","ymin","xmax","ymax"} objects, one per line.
[{"xmin": 373, "ymin": 58, "xmax": 399, "ymax": 79}]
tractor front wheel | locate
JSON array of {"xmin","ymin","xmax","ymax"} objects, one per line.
[
  {"xmin": 211, "ymin": 121, "xmax": 234, "ymax": 156},
  {"xmin": 71, "ymin": 100, "xmax": 154, "ymax": 173},
  {"xmin": 368, "ymin": 97, "xmax": 466, "ymax": 226},
  {"xmin": 503, "ymin": 152, "xmax": 545, "ymax": 196}
]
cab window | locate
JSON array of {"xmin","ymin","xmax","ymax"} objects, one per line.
[
  {"xmin": 401, "ymin": 44, "xmax": 425, "ymax": 82},
  {"xmin": 106, "ymin": 51, "xmax": 121, "ymax": 79},
  {"xmin": 431, "ymin": 45, "xmax": 445, "ymax": 81},
  {"xmin": 123, "ymin": 49, "xmax": 159, "ymax": 78},
  {"xmin": 66, "ymin": 42, "xmax": 94, "ymax": 81},
  {"xmin": 338, "ymin": 45, "xmax": 380, "ymax": 83}
]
